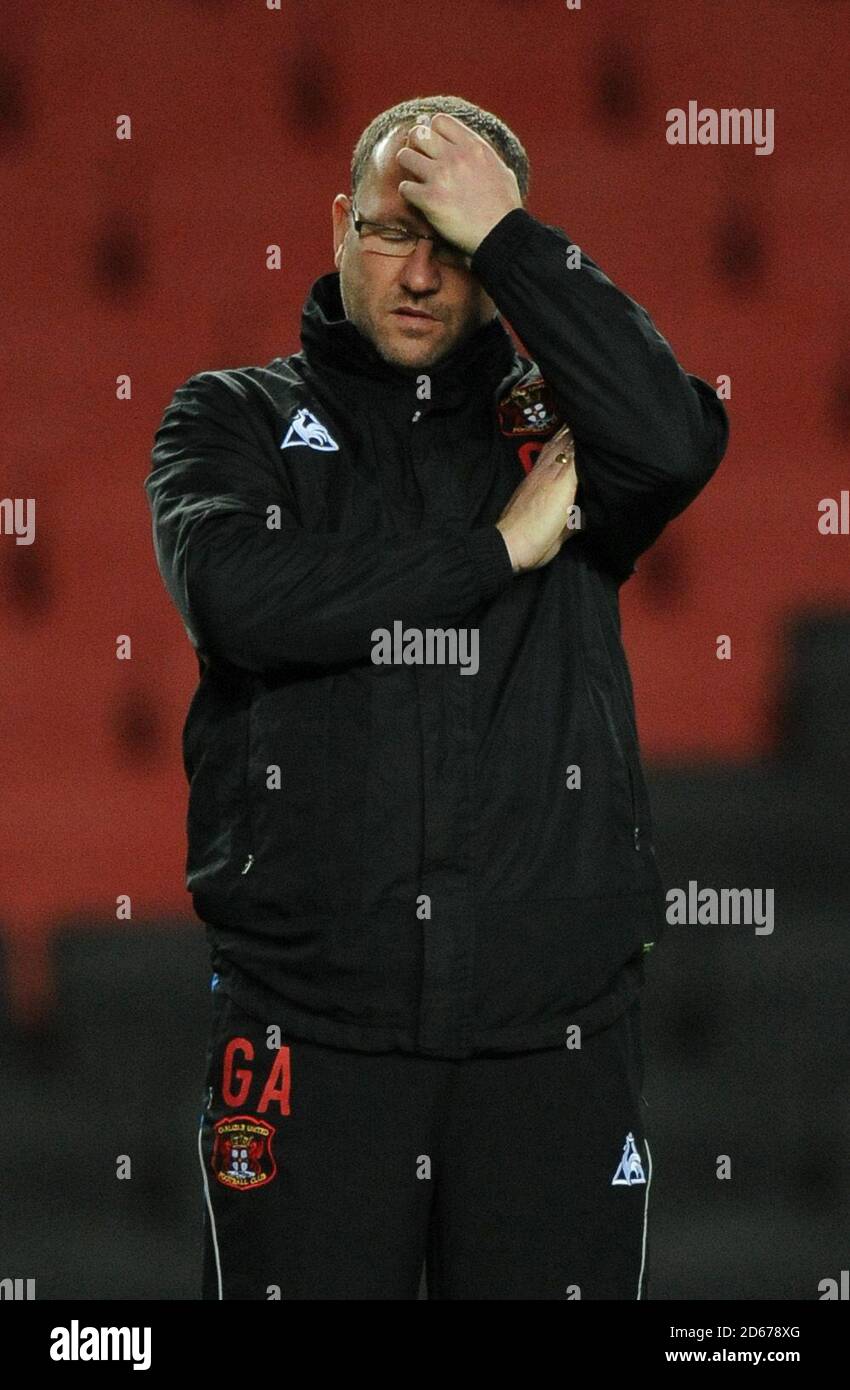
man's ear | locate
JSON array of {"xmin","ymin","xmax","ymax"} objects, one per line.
[{"xmin": 332, "ymin": 193, "xmax": 351, "ymax": 266}]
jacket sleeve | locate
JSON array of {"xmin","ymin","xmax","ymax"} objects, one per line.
[
  {"xmin": 470, "ymin": 209, "xmax": 730, "ymax": 583},
  {"xmin": 144, "ymin": 371, "xmax": 514, "ymax": 672}
]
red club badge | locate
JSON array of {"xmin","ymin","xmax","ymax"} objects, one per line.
[{"xmin": 211, "ymin": 1115, "xmax": 277, "ymax": 1191}]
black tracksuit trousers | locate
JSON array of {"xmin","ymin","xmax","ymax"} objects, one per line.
[{"xmin": 198, "ymin": 980, "xmax": 652, "ymax": 1300}]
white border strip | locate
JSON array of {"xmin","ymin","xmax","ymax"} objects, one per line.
[
  {"xmin": 198, "ymin": 1112, "xmax": 223, "ymax": 1300},
  {"xmin": 637, "ymin": 1136, "xmax": 653, "ymax": 1300}
]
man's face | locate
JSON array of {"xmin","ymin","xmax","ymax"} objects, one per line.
[{"xmin": 331, "ymin": 124, "xmax": 499, "ymax": 373}]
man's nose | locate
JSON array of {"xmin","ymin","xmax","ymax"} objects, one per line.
[{"xmin": 398, "ymin": 237, "xmax": 442, "ymax": 290}]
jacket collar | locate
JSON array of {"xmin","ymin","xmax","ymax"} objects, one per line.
[{"xmin": 300, "ymin": 271, "xmax": 517, "ymax": 401}]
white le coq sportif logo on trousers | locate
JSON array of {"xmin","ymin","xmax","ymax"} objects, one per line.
[{"xmin": 611, "ymin": 1131, "xmax": 646, "ymax": 1186}]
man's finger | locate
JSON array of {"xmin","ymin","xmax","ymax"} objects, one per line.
[
  {"xmin": 396, "ymin": 146, "xmax": 431, "ymax": 176},
  {"xmin": 429, "ymin": 112, "xmax": 474, "ymax": 145}
]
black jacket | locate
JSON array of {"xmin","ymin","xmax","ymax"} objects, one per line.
[{"xmin": 145, "ymin": 207, "xmax": 728, "ymax": 1059}]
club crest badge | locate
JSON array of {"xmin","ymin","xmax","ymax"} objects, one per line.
[
  {"xmin": 497, "ymin": 374, "xmax": 561, "ymax": 438},
  {"xmin": 497, "ymin": 375, "xmax": 567, "ymax": 474},
  {"xmin": 211, "ymin": 1115, "xmax": 277, "ymax": 1190}
]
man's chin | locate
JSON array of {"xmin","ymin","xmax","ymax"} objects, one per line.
[{"xmin": 376, "ymin": 333, "xmax": 455, "ymax": 374}]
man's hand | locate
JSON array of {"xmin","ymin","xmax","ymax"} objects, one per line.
[
  {"xmin": 495, "ymin": 425, "xmax": 582, "ymax": 574},
  {"xmin": 395, "ymin": 113, "xmax": 522, "ymax": 257}
]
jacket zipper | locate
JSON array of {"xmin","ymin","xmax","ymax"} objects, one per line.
[
  {"xmin": 241, "ymin": 674, "xmax": 258, "ymax": 878},
  {"xmin": 626, "ymin": 763, "xmax": 640, "ymax": 850}
]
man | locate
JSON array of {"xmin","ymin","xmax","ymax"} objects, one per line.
[{"xmin": 145, "ymin": 95, "xmax": 728, "ymax": 1300}]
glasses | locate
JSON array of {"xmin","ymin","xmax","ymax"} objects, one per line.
[{"xmin": 348, "ymin": 203, "xmax": 468, "ymax": 267}]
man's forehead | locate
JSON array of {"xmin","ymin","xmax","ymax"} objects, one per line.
[
  {"xmin": 359, "ymin": 127, "xmax": 424, "ymax": 221},
  {"xmin": 371, "ymin": 125, "xmax": 415, "ymax": 175}
]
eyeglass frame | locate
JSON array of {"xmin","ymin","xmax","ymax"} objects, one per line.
[{"xmin": 347, "ymin": 200, "xmax": 469, "ymax": 267}]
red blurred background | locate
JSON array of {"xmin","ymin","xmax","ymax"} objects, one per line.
[
  {"xmin": 2, "ymin": 0, "xmax": 849, "ymax": 1304},
  {"xmin": 2, "ymin": 0, "xmax": 848, "ymax": 1007}
]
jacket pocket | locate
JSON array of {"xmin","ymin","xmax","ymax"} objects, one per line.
[
  {"xmin": 581, "ymin": 656, "xmax": 643, "ymax": 859},
  {"xmin": 241, "ymin": 675, "xmax": 333, "ymax": 907}
]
